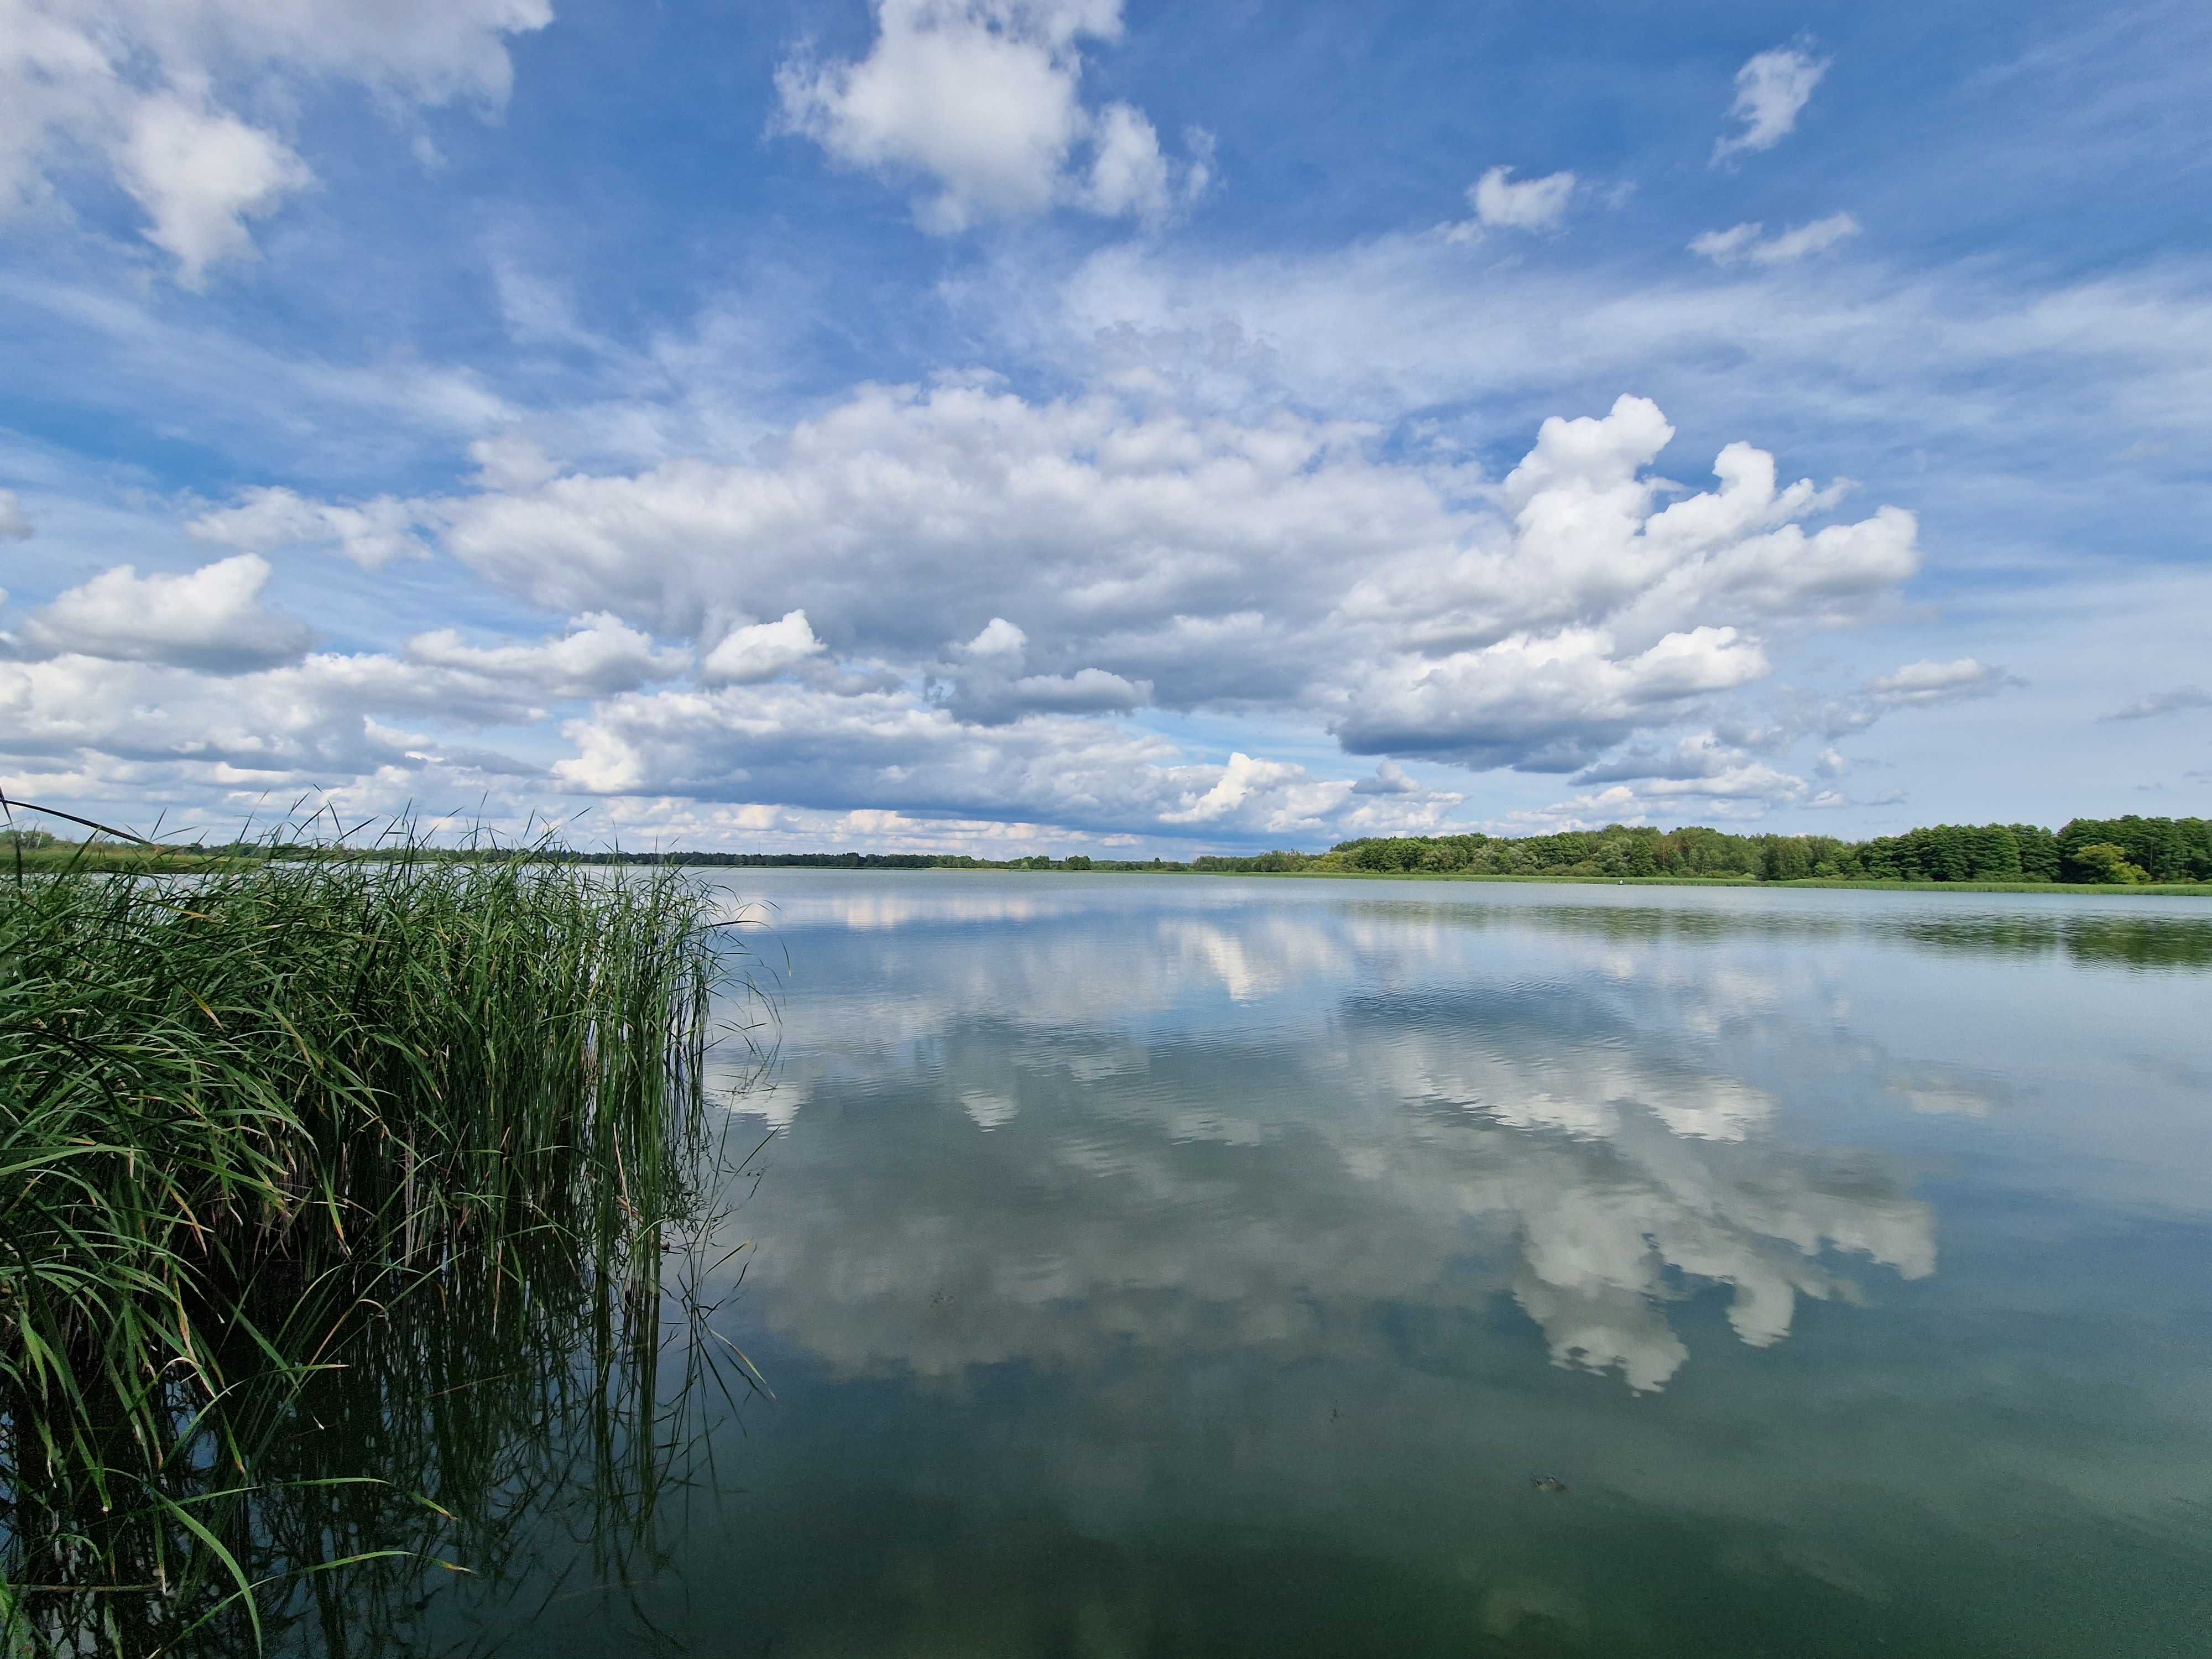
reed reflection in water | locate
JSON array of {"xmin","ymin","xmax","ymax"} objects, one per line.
[{"xmin": 4, "ymin": 1129, "xmax": 766, "ymax": 1659}]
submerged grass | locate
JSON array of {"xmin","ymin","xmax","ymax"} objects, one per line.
[{"xmin": 0, "ymin": 826, "xmax": 747, "ymax": 1655}]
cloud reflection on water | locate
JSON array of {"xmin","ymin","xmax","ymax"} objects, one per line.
[{"xmin": 724, "ymin": 880, "xmax": 1939, "ymax": 1394}]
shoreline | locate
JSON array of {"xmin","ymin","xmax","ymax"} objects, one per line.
[
  {"xmin": 1208, "ymin": 869, "xmax": 2212, "ymax": 896},
  {"xmin": 714, "ymin": 865, "xmax": 2212, "ymax": 898},
  {"xmin": 17, "ymin": 849, "xmax": 2210, "ymax": 897}
]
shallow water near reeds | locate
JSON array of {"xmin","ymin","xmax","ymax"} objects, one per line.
[{"xmin": 310, "ymin": 874, "xmax": 2212, "ymax": 1656}]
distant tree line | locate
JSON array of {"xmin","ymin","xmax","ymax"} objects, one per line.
[
  {"xmin": 14, "ymin": 814, "xmax": 2211, "ymax": 886},
  {"xmin": 1207, "ymin": 815, "xmax": 2212, "ymax": 885}
]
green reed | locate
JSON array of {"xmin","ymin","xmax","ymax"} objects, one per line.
[{"xmin": 0, "ymin": 830, "xmax": 748, "ymax": 1655}]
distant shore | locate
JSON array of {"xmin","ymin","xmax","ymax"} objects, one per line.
[
  {"xmin": 1206, "ymin": 868, "xmax": 2212, "ymax": 897},
  {"xmin": 15, "ymin": 847, "xmax": 2211, "ymax": 896}
]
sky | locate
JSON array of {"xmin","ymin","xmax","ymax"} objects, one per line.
[{"xmin": 1, "ymin": 0, "xmax": 2207, "ymax": 857}]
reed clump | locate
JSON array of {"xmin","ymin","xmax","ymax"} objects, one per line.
[{"xmin": 0, "ymin": 834, "xmax": 737, "ymax": 1654}]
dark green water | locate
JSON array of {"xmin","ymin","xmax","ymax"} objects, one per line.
[{"xmin": 377, "ymin": 876, "xmax": 2212, "ymax": 1655}]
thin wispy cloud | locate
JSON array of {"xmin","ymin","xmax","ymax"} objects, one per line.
[
  {"xmin": 1691, "ymin": 213, "xmax": 1861, "ymax": 265},
  {"xmin": 1713, "ymin": 44, "xmax": 1831, "ymax": 164},
  {"xmin": 1866, "ymin": 659, "xmax": 2018, "ymax": 707},
  {"xmin": 2102, "ymin": 686, "xmax": 2212, "ymax": 721}
]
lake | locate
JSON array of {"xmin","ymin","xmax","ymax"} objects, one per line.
[{"xmin": 397, "ymin": 873, "xmax": 2212, "ymax": 1657}]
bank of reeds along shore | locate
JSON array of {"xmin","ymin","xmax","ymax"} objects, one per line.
[{"xmin": 0, "ymin": 826, "xmax": 749, "ymax": 1655}]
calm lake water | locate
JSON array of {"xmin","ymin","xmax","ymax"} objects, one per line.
[{"xmin": 395, "ymin": 874, "xmax": 2212, "ymax": 1657}]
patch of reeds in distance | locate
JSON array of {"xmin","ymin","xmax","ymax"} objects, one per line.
[{"xmin": 1, "ymin": 802, "xmax": 770, "ymax": 1656}]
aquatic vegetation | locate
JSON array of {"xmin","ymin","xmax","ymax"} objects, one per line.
[{"xmin": 0, "ymin": 831, "xmax": 755, "ymax": 1655}]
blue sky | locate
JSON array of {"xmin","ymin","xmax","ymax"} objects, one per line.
[{"xmin": 1, "ymin": 0, "xmax": 2206, "ymax": 854}]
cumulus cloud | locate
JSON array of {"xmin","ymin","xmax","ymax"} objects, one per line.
[
  {"xmin": 2101, "ymin": 685, "xmax": 2212, "ymax": 721},
  {"xmin": 0, "ymin": 492, "xmax": 28, "ymax": 540},
  {"xmin": 110, "ymin": 93, "xmax": 315, "ymax": 285},
  {"xmin": 1713, "ymin": 44, "xmax": 1829, "ymax": 164},
  {"xmin": 1451, "ymin": 164, "xmax": 1577, "ymax": 237},
  {"xmin": 1341, "ymin": 395, "xmax": 1914, "ymax": 666},
  {"xmin": 1160, "ymin": 750, "xmax": 1342, "ymax": 825},
  {"xmin": 8, "ymin": 554, "xmax": 312, "ymax": 672},
  {"xmin": 959, "ymin": 617, "xmax": 1029, "ymax": 660},
  {"xmin": 1690, "ymin": 213, "xmax": 1861, "ymax": 267},
  {"xmin": 1335, "ymin": 626, "xmax": 1772, "ymax": 771},
  {"xmin": 1866, "ymin": 658, "xmax": 2015, "ymax": 707},
  {"xmin": 700, "ymin": 609, "xmax": 826, "ymax": 684},
  {"xmin": 190, "ymin": 383, "xmax": 1920, "ymax": 816},
  {"xmin": 774, "ymin": 0, "xmax": 1204, "ymax": 231},
  {"xmin": 12, "ymin": 385, "xmax": 1924, "ymax": 844},
  {"xmin": 431, "ymin": 385, "xmax": 1907, "ymax": 712},
  {"xmin": 0, "ymin": 0, "xmax": 552, "ymax": 282},
  {"xmin": 190, "ymin": 487, "xmax": 430, "ymax": 569}
]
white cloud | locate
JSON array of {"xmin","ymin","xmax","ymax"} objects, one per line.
[
  {"xmin": 1464, "ymin": 164, "xmax": 1577, "ymax": 233},
  {"xmin": 960, "ymin": 616, "xmax": 1029, "ymax": 660},
  {"xmin": 404, "ymin": 612, "xmax": 687, "ymax": 700},
  {"xmin": 1866, "ymin": 657, "xmax": 2013, "ymax": 707},
  {"xmin": 1078, "ymin": 101, "xmax": 1170, "ymax": 220},
  {"xmin": 1340, "ymin": 395, "xmax": 1915, "ymax": 663},
  {"xmin": 774, "ymin": 0, "xmax": 1202, "ymax": 231},
  {"xmin": 7, "ymin": 382, "xmax": 1926, "ymax": 844},
  {"xmin": 1690, "ymin": 212, "xmax": 1861, "ymax": 267},
  {"xmin": 198, "ymin": 381, "xmax": 1920, "ymax": 808},
  {"xmin": 0, "ymin": 0, "xmax": 552, "ymax": 282},
  {"xmin": 0, "ymin": 492, "xmax": 29, "ymax": 540},
  {"xmin": 1160, "ymin": 750, "xmax": 1340, "ymax": 825},
  {"xmin": 1334, "ymin": 626, "xmax": 1772, "ymax": 771},
  {"xmin": 190, "ymin": 487, "xmax": 430, "ymax": 569},
  {"xmin": 110, "ymin": 92, "xmax": 314, "ymax": 286},
  {"xmin": 700, "ymin": 609, "xmax": 826, "ymax": 684},
  {"xmin": 8, "ymin": 554, "xmax": 311, "ymax": 672},
  {"xmin": 1713, "ymin": 44, "xmax": 1829, "ymax": 164},
  {"xmin": 426, "ymin": 384, "xmax": 1910, "ymax": 713}
]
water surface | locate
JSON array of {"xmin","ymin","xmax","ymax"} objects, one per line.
[{"xmin": 416, "ymin": 875, "xmax": 2212, "ymax": 1656}]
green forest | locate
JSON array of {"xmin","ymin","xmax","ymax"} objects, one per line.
[{"xmin": 1204, "ymin": 815, "xmax": 2212, "ymax": 885}]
